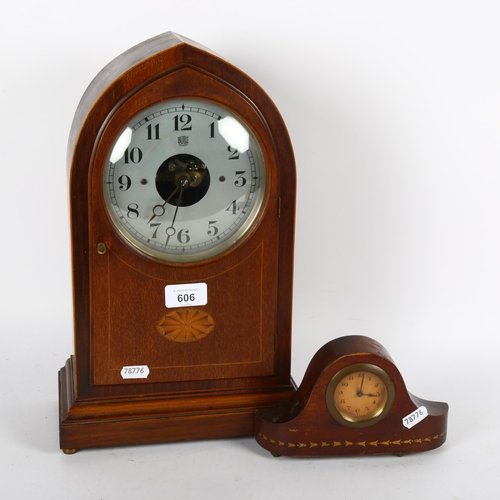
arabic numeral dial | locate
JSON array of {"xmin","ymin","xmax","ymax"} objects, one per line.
[{"xmin": 104, "ymin": 98, "xmax": 266, "ymax": 263}]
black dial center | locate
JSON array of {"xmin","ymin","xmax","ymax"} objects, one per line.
[{"xmin": 156, "ymin": 154, "xmax": 210, "ymax": 207}]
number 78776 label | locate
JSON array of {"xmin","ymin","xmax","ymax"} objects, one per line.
[
  {"xmin": 402, "ymin": 406, "xmax": 428, "ymax": 429},
  {"xmin": 120, "ymin": 365, "xmax": 150, "ymax": 379}
]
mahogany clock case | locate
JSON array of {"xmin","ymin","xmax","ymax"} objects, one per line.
[
  {"xmin": 59, "ymin": 32, "xmax": 296, "ymax": 452},
  {"xmin": 254, "ymin": 336, "xmax": 448, "ymax": 458}
]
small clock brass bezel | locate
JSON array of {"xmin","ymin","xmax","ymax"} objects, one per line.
[{"xmin": 325, "ymin": 363, "xmax": 395, "ymax": 428}]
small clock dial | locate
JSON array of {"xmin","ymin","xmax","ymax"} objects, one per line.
[
  {"xmin": 103, "ymin": 98, "xmax": 266, "ymax": 263},
  {"xmin": 326, "ymin": 363, "xmax": 395, "ymax": 427},
  {"xmin": 334, "ymin": 370, "xmax": 387, "ymax": 421}
]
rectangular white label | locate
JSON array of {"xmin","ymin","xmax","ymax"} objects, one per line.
[
  {"xmin": 165, "ymin": 283, "xmax": 208, "ymax": 308},
  {"xmin": 120, "ymin": 365, "xmax": 150, "ymax": 379},
  {"xmin": 402, "ymin": 406, "xmax": 428, "ymax": 429}
]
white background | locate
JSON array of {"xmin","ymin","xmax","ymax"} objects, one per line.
[{"xmin": 1, "ymin": 1, "xmax": 498, "ymax": 498}]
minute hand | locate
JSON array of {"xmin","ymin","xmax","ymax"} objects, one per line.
[
  {"xmin": 356, "ymin": 374, "xmax": 365, "ymax": 397},
  {"xmin": 165, "ymin": 185, "xmax": 185, "ymax": 247},
  {"xmin": 164, "ymin": 173, "xmax": 192, "ymax": 246}
]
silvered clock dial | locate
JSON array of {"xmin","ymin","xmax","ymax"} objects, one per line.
[{"xmin": 103, "ymin": 98, "xmax": 266, "ymax": 262}]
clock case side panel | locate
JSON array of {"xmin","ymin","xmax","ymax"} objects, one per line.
[{"xmin": 60, "ymin": 34, "xmax": 296, "ymax": 449}]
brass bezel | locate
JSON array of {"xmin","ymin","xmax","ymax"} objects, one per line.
[
  {"xmin": 102, "ymin": 97, "xmax": 267, "ymax": 264},
  {"xmin": 325, "ymin": 363, "xmax": 395, "ymax": 428}
]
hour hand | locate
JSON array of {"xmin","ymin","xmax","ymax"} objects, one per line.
[{"xmin": 147, "ymin": 185, "xmax": 180, "ymax": 223}]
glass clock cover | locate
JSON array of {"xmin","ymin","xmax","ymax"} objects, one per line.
[
  {"xmin": 325, "ymin": 363, "xmax": 395, "ymax": 428},
  {"xmin": 103, "ymin": 98, "xmax": 266, "ymax": 263}
]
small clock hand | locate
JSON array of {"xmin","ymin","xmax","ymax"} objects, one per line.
[{"xmin": 357, "ymin": 374, "xmax": 365, "ymax": 397}]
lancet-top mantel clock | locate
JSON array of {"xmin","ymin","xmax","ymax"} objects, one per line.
[{"xmin": 58, "ymin": 32, "xmax": 296, "ymax": 453}]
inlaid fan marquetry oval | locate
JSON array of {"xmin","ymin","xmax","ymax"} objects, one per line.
[{"xmin": 157, "ymin": 309, "xmax": 215, "ymax": 342}]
